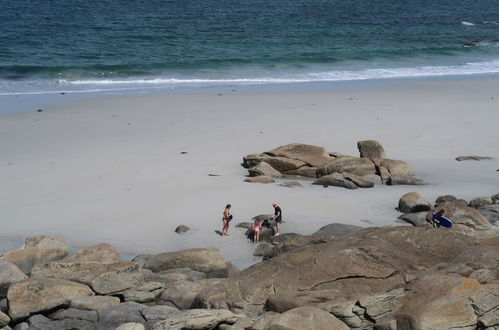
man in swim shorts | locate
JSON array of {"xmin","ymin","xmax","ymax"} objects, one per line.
[{"xmin": 272, "ymin": 202, "xmax": 282, "ymax": 236}]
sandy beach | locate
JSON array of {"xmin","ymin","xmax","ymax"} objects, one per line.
[{"xmin": 1, "ymin": 78, "xmax": 498, "ymax": 268}]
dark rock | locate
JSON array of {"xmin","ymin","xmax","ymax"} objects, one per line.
[
  {"xmin": 174, "ymin": 225, "xmax": 190, "ymax": 234},
  {"xmin": 271, "ymin": 233, "xmax": 302, "ymax": 244},
  {"xmin": 492, "ymin": 193, "xmax": 499, "ymax": 204},
  {"xmin": 477, "ymin": 204, "xmax": 499, "ymax": 225},
  {"xmin": 455, "ymin": 156, "xmax": 492, "ymax": 161},
  {"xmin": 235, "ymin": 222, "xmax": 252, "ymax": 229}
]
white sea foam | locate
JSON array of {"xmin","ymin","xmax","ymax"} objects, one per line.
[
  {"xmin": 461, "ymin": 21, "xmax": 475, "ymax": 26},
  {"xmin": 2, "ymin": 59, "xmax": 499, "ymax": 96},
  {"xmin": 61, "ymin": 59, "xmax": 499, "ymax": 86}
]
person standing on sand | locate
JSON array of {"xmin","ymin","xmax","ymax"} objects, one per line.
[
  {"xmin": 222, "ymin": 204, "xmax": 232, "ymax": 236},
  {"xmin": 272, "ymin": 202, "xmax": 282, "ymax": 236}
]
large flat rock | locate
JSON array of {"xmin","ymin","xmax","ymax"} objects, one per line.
[
  {"xmin": 8, "ymin": 278, "xmax": 94, "ymax": 320},
  {"xmin": 31, "ymin": 261, "xmax": 144, "ymax": 294}
]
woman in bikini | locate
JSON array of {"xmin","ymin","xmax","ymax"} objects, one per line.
[{"xmin": 222, "ymin": 204, "xmax": 232, "ymax": 236}]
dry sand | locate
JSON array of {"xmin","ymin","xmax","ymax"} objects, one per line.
[{"xmin": 1, "ymin": 78, "xmax": 498, "ymax": 268}]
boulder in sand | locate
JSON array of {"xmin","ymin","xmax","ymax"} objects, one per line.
[
  {"xmin": 318, "ymin": 156, "xmax": 377, "ymax": 178},
  {"xmin": 62, "ymin": 243, "xmax": 121, "ymax": 264},
  {"xmin": 398, "ymin": 192, "xmax": 431, "ymax": 213},
  {"xmin": 247, "ymin": 162, "xmax": 280, "ymax": 178},
  {"xmin": 132, "ymin": 248, "xmax": 229, "ymax": 278},
  {"xmin": 7, "ymin": 278, "xmax": 94, "ymax": 320},
  {"xmin": 174, "ymin": 225, "xmax": 190, "ymax": 234},
  {"xmin": 265, "ymin": 143, "xmax": 331, "ymax": 167},
  {"xmin": 357, "ymin": 140, "xmax": 386, "ymax": 161}
]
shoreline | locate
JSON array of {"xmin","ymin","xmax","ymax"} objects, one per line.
[{"xmin": 1, "ymin": 76, "xmax": 498, "ymax": 268}]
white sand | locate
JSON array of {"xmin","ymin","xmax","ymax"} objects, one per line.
[{"xmin": 1, "ymin": 78, "xmax": 498, "ymax": 268}]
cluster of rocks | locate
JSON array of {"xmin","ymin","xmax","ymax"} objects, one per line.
[
  {"xmin": 0, "ymin": 238, "xmax": 245, "ymax": 330},
  {"xmin": 194, "ymin": 218, "xmax": 499, "ymax": 329},
  {"xmin": 243, "ymin": 141, "xmax": 425, "ymax": 189},
  {"xmin": 1, "ymin": 204, "xmax": 498, "ymax": 329},
  {"xmin": 397, "ymin": 192, "xmax": 499, "ymax": 228}
]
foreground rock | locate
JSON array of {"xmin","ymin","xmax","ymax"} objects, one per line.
[
  {"xmin": 70, "ymin": 295, "xmax": 121, "ymax": 311},
  {"xmin": 398, "ymin": 192, "xmax": 431, "ymax": 213},
  {"xmin": 193, "ymin": 226, "xmax": 499, "ymax": 323},
  {"xmin": 133, "ymin": 248, "xmax": 229, "ymax": 278},
  {"xmin": 31, "ymin": 261, "xmax": 144, "ymax": 294},
  {"xmin": 8, "ymin": 278, "xmax": 94, "ymax": 320},
  {"xmin": 243, "ymin": 142, "xmax": 424, "ymax": 188},
  {"xmin": 311, "ymin": 223, "xmax": 363, "ymax": 237},
  {"xmin": 152, "ymin": 309, "xmax": 240, "ymax": 330}
]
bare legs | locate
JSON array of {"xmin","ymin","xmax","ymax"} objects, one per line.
[{"xmin": 222, "ymin": 220, "xmax": 229, "ymax": 236}]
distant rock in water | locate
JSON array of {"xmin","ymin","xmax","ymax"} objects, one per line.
[
  {"xmin": 455, "ymin": 155, "xmax": 492, "ymax": 161},
  {"xmin": 243, "ymin": 142, "xmax": 424, "ymax": 188}
]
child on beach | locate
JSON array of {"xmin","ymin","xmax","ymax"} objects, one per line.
[
  {"xmin": 222, "ymin": 204, "xmax": 232, "ymax": 236},
  {"xmin": 252, "ymin": 218, "xmax": 263, "ymax": 243}
]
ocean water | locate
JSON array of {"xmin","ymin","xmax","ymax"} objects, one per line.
[{"xmin": 1, "ymin": 0, "xmax": 499, "ymax": 95}]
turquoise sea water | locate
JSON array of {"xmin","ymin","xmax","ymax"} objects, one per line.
[{"xmin": 1, "ymin": 0, "xmax": 499, "ymax": 94}]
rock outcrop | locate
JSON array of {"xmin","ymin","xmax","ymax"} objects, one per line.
[{"xmin": 243, "ymin": 142, "xmax": 424, "ymax": 188}]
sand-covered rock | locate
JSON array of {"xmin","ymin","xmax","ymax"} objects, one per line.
[
  {"xmin": 357, "ymin": 140, "xmax": 386, "ymax": 161},
  {"xmin": 8, "ymin": 278, "xmax": 94, "ymax": 320},
  {"xmin": 31, "ymin": 261, "xmax": 144, "ymax": 294},
  {"xmin": 70, "ymin": 295, "xmax": 121, "ymax": 311},
  {"xmin": 152, "ymin": 309, "xmax": 240, "ymax": 330},
  {"xmin": 0, "ymin": 261, "xmax": 27, "ymax": 298},
  {"xmin": 133, "ymin": 248, "xmax": 228, "ymax": 278},
  {"xmin": 398, "ymin": 192, "xmax": 431, "ymax": 213},
  {"xmin": 62, "ymin": 243, "xmax": 121, "ymax": 264}
]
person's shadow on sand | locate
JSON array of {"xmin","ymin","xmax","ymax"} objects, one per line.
[{"xmin": 215, "ymin": 230, "xmax": 223, "ymax": 236}]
